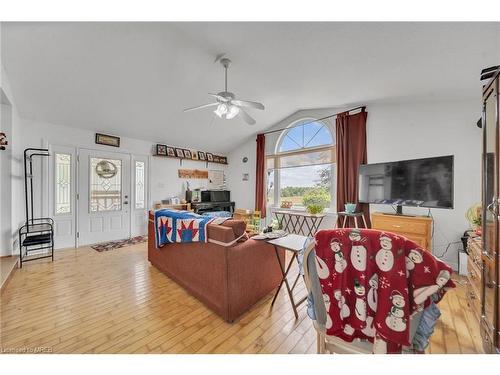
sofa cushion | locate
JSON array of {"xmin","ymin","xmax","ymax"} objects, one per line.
[{"xmin": 206, "ymin": 219, "xmax": 247, "ymax": 245}]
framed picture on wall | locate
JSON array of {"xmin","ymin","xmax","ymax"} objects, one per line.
[
  {"xmin": 175, "ymin": 148, "xmax": 185, "ymax": 158},
  {"xmin": 219, "ymin": 156, "xmax": 227, "ymax": 164},
  {"xmin": 198, "ymin": 151, "xmax": 206, "ymax": 161},
  {"xmin": 206, "ymin": 153, "xmax": 213, "ymax": 162},
  {"xmin": 156, "ymin": 144, "xmax": 167, "ymax": 156},
  {"xmin": 213, "ymin": 155, "xmax": 220, "ymax": 163},
  {"xmin": 166, "ymin": 146, "xmax": 175, "ymax": 157},
  {"xmin": 191, "ymin": 151, "xmax": 199, "ymax": 160},
  {"xmin": 183, "ymin": 149, "xmax": 192, "ymax": 159},
  {"xmin": 96, "ymin": 133, "xmax": 120, "ymax": 147}
]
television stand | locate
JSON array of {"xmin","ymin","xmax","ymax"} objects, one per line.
[
  {"xmin": 371, "ymin": 212, "xmax": 433, "ymax": 251},
  {"xmin": 381, "ymin": 205, "xmax": 416, "ymax": 217}
]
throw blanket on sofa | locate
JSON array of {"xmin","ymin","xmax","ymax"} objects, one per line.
[
  {"xmin": 154, "ymin": 209, "xmax": 214, "ymax": 247},
  {"xmin": 314, "ymin": 228, "xmax": 455, "ymax": 353}
]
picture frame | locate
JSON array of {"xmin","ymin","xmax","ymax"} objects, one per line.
[
  {"xmin": 156, "ymin": 144, "xmax": 167, "ymax": 156},
  {"xmin": 183, "ymin": 149, "xmax": 192, "ymax": 159},
  {"xmin": 191, "ymin": 150, "xmax": 199, "ymax": 160},
  {"xmin": 213, "ymin": 155, "xmax": 220, "ymax": 163},
  {"xmin": 96, "ymin": 133, "xmax": 120, "ymax": 147},
  {"xmin": 166, "ymin": 146, "xmax": 176, "ymax": 157},
  {"xmin": 175, "ymin": 148, "xmax": 185, "ymax": 158},
  {"xmin": 219, "ymin": 156, "xmax": 227, "ymax": 164},
  {"xmin": 198, "ymin": 151, "xmax": 206, "ymax": 161},
  {"xmin": 206, "ymin": 153, "xmax": 213, "ymax": 162}
]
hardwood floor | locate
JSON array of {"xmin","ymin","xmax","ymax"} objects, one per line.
[{"xmin": 0, "ymin": 243, "xmax": 483, "ymax": 354}]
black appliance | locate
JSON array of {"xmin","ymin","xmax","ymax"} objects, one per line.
[
  {"xmin": 191, "ymin": 190, "xmax": 234, "ymax": 214},
  {"xmin": 201, "ymin": 190, "xmax": 230, "ymax": 203},
  {"xmin": 358, "ymin": 155, "xmax": 454, "ymax": 214}
]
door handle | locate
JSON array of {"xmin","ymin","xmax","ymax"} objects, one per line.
[
  {"xmin": 487, "ymin": 197, "xmax": 497, "ymax": 214},
  {"xmin": 124, "ymin": 201, "xmax": 129, "ymax": 205}
]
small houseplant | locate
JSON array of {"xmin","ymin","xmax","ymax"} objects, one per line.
[
  {"xmin": 302, "ymin": 188, "xmax": 331, "ymax": 214},
  {"xmin": 465, "ymin": 203, "xmax": 481, "ymax": 234}
]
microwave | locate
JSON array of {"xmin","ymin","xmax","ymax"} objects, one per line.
[{"xmin": 201, "ymin": 190, "xmax": 230, "ymax": 202}]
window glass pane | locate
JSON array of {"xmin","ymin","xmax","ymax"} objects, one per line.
[
  {"xmin": 305, "ymin": 125, "xmax": 334, "ymax": 148},
  {"xmin": 279, "ymin": 163, "xmax": 332, "ymax": 209},
  {"xmin": 266, "ymin": 169, "xmax": 275, "ymax": 205},
  {"xmin": 280, "ymin": 149, "xmax": 332, "ymax": 169},
  {"xmin": 266, "ymin": 157, "xmax": 275, "ymax": 169},
  {"xmin": 55, "ymin": 153, "xmax": 71, "ymax": 214},
  {"xmin": 90, "ymin": 158, "xmax": 122, "ymax": 212},
  {"xmin": 135, "ymin": 161, "xmax": 145, "ymax": 209},
  {"xmin": 278, "ymin": 121, "xmax": 333, "ymax": 153}
]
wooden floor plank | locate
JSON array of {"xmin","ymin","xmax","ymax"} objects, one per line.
[{"xmin": 0, "ymin": 243, "xmax": 482, "ymax": 354}]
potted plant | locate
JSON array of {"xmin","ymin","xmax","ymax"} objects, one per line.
[
  {"xmin": 302, "ymin": 188, "xmax": 331, "ymax": 215},
  {"xmin": 465, "ymin": 203, "xmax": 482, "ymax": 235}
]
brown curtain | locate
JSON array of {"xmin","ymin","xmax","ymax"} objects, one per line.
[
  {"xmin": 336, "ymin": 109, "xmax": 370, "ymax": 227},
  {"xmin": 255, "ymin": 133, "xmax": 266, "ymax": 218}
]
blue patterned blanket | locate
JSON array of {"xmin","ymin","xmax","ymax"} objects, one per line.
[{"xmin": 154, "ymin": 209, "xmax": 214, "ymax": 248}]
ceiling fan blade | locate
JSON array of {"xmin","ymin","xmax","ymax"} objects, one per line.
[
  {"xmin": 239, "ymin": 108, "xmax": 256, "ymax": 125},
  {"xmin": 209, "ymin": 93, "xmax": 229, "ymax": 102},
  {"xmin": 183, "ymin": 102, "xmax": 218, "ymax": 112},
  {"xmin": 232, "ymin": 99, "xmax": 265, "ymax": 110}
]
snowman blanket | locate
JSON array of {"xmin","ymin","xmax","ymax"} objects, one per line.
[{"xmin": 314, "ymin": 228, "xmax": 454, "ymax": 352}]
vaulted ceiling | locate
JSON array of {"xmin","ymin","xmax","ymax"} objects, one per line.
[{"xmin": 1, "ymin": 22, "xmax": 499, "ymax": 152}]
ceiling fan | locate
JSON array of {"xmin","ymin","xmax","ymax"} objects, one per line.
[{"xmin": 183, "ymin": 57, "xmax": 265, "ymax": 125}]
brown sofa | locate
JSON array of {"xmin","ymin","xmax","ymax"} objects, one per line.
[{"xmin": 148, "ymin": 212, "xmax": 284, "ymax": 322}]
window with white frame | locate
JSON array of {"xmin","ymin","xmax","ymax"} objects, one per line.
[
  {"xmin": 267, "ymin": 119, "xmax": 336, "ymax": 211},
  {"xmin": 55, "ymin": 153, "xmax": 72, "ymax": 214},
  {"xmin": 135, "ymin": 161, "xmax": 145, "ymax": 209}
]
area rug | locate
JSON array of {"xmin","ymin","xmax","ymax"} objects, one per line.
[{"xmin": 91, "ymin": 236, "xmax": 148, "ymax": 252}]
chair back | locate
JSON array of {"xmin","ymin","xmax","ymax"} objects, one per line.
[{"xmin": 303, "ymin": 228, "xmax": 432, "ymax": 354}]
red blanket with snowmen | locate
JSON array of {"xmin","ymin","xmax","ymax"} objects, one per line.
[{"xmin": 314, "ymin": 228, "xmax": 455, "ymax": 352}]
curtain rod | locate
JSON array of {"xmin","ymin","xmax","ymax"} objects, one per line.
[{"xmin": 261, "ymin": 105, "xmax": 366, "ymax": 136}]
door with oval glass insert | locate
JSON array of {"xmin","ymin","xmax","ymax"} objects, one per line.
[{"xmin": 78, "ymin": 149, "xmax": 131, "ymax": 246}]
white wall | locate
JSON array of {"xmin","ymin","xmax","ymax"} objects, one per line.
[
  {"xmin": 1, "ymin": 101, "xmax": 13, "ymax": 256},
  {"xmin": 227, "ymin": 99, "xmax": 482, "ymax": 270},
  {"xmin": 1, "ymin": 63, "xmax": 22, "ymax": 256}
]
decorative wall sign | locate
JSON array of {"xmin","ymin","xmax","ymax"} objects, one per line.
[
  {"xmin": 96, "ymin": 133, "xmax": 120, "ymax": 147},
  {"xmin": 178, "ymin": 169, "xmax": 209, "ymax": 179},
  {"xmin": 154, "ymin": 144, "xmax": 228, "ymax": 164}
]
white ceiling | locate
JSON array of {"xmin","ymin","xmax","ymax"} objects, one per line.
[{"xmin": 1, "ymin": 22, "xmax": 499, "ymax": 152}]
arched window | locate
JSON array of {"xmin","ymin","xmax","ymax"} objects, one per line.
[{"xmin": 267, "ymin": 119, "xmax": 336, "ymax": 211}]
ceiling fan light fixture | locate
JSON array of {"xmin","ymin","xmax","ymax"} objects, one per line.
[
  {"xmin": 214, "ymin": 103, "xmax": 228, "ymax": 118},
  {"xmin": 226, "ymin": 105, "xmax": 240, "ymax": 119}
]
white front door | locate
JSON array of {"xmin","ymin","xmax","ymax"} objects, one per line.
[{"xmin": 78, "ymin": 149, "xmax": 131, "ymax": 246}]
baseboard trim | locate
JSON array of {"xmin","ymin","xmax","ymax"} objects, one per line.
[{"xmin": 1, "ymin": 256, "xmax": 18, "ymax": 293}]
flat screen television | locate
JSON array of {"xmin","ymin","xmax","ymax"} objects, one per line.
[{"xmin": 358, "ymin": 155, "xmax": 454, "ymax": 213}]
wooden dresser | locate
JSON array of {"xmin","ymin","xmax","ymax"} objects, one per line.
[
  {"xmin": 371, "ymin": 212, "xmax": 433, "ymax": 250},
  {"xmin": 466, "ymin": 236, "xmax": 482, "ymax": 323}
]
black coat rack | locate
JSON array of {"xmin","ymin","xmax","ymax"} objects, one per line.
[{"xmin": 18, "ymin": 148, "xmax": 54, "ymax": 267}]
